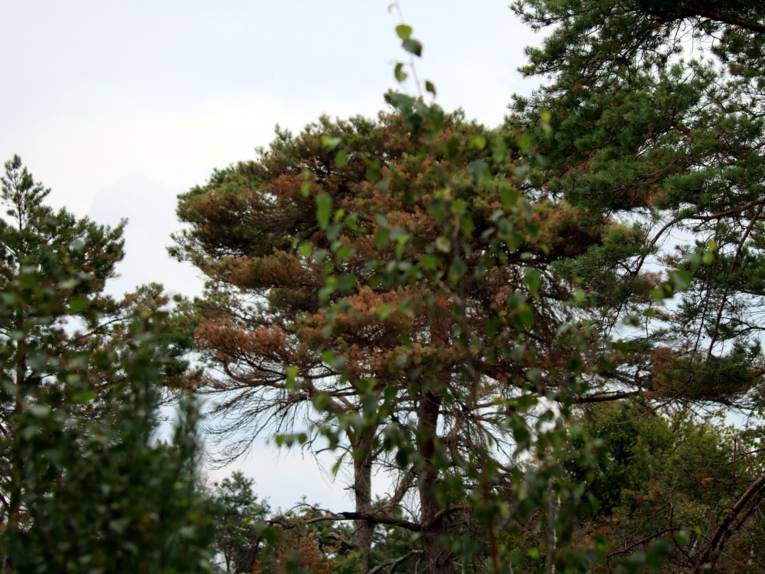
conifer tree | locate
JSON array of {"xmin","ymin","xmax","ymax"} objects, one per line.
[
  {"xmin": 509, "ymin": 1, "xmax": 765, "ymax": 405},
  {"xmin": 173, "ymin": 5, "xmax": 765, "ymax": 567},
  {"xmin": 510, "ymin": 1, "xmax": 765, "ymax": 570},
  {"xmin": 0, "ymin": 155, "xmax": 125, "ymax": 536},
  {"xmin": 0, "ymin": 156, "xmax": 213, "ymax": 573},
  {"xmin": 174, "ymin": 102, "xmax": 632, "ymax": 571}
]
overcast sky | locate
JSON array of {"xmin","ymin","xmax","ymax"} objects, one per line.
[{"xmin": 0, "ymin": 0, "xmax": 539, "ymax": 510}]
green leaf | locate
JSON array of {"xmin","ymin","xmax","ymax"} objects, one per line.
[
  {"xmin": 485, "ymin": 317, "xmax": 501, "ymax": 336},
  {"xmin": 336, "ymin": 273, "xmax": 357, "ymax": 292},
  {"xmin": 524, "ymin": 268, "xmax": 541, "ymax": 297},
  {"xmin": 420, "ymin": 254, "xmax": 440, "ymax": 272},
  {"xmin": 395, "ymin": 233, "xmax": 410, "ymax": 258},
  {"xmin": 58, "ymin": 278, "xmax": 79, "ymax": 290},
  {"xmin": 298, "ymin": 242, "xmax": 313, "ymax": 258},
  {"xmin": 68, "ymin": 297, "xmax": 88, "ymax": 314},
  {"xmin": 425, "ymin": 80, "xmax": 437, "ymax": 97},
  {"xmin": 468, "ymin": 159, "xmax": 489, "ymax": 180},
  {"xmin": 312, "ymin": 393, "xmax": 331, "ymax": 411},
  {"xmin": 394, "ymin": 62, "xmax": 408, "ymax": 82},
  {"xmin": 316, "ymin": 192, "xmax": 332, "ymax": 229},
  {"xmin": 395, "ymin": 24, "xmax": 412, "ymax": 39},
  {"xmin": 500, "ymin": 187, "xmax": 520, "ymax": 208},
  {"xmin": 335, "ymin": 244, "xmax": 352, "ymax": 260},
  {"xmin": 109, "ymin": 518, "xmax": 131, "ymax": 535},
  {"xmin": 527, "ymin": 368, "xmax": 542, "ymax": 384},
  {"xmin": 703, "ymin": 240, "xmax": 717, "ymax": 265},
  {"xmin": 375, "ymin": 304, "xmax": 392, "ymax": 320},
  {"xmin": 517, "ymin": 304, "xmax": 534, "ymax": 328},
  {"xmin": 491, "ymin": 135, "xmax": 508, "ymax": 164},
  {"xmin": 72, "ymin": 390, "xmax": 97, "ymax": 403},
  {"xmin": 452, "ymin": 199, "xmax": 468, "ymax": 215},
  {"xmin": 335, "ymin": 149, "xmax": 348, "ymax": 167},
  {"xmin": 435, "ymin": 236, "xmax": 451, "ymax": 253},
  {"xmin": 469, "ymin": 135, "xmax": 487, "ymax": 150},
  {"xmin": 374, "ymin": 228, "xmax": 390, "ymax": 249},
  {"xmin": 321, "ymin": 135, "xmax": 341, "ymax": 149},
  {"xmin": 460, "ymin": 215, "xmax": 475, "ymax": 237},
  {"xmin": 671, "ymin": 269, "xmax": 693, "ymax": 291},
  {"xmin": 448, "ymin": 259, "xmax": 467, "ymax": 282},
  {"xmin": 402, "ymin": 38, "xmax": 423, "ymax": 57},
  {"xmin": 28, "ymin": 404, "xmax": 51, "ymax": 418},
  {"xmin": 285, "ymin": 366, "xmax": 299, "ymax": 388},
  {"xmin": 517, "ymin": 132, "xmax": 532, "ymax": 153}
]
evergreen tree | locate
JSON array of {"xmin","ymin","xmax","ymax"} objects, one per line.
[
  {"xmin": 0, "ymin": 154, "xmax": 124, "ymax": 539},
  {"xmin": 508, "ymin": 1, "xmax": 765, "ymax": 406},
  {"xmin": 570, "ymin": 404, "xmax": 765, "ymax": 573},
  {"xmin": 0, "ymin": 156, "xmax": 213, "ymax": 573},
  {"xmin": 173, "ymin": 104, "xmax": 621, "ymax": 571},
  {"xmin": 208, "ymin": 472, "xmax": 271, "ymax": 573},
  {"xmin": 175, "ymin": 6, "xmax": 765, "ymax": 569},
  {"xmin": 509, "ymin": 1, "xmax": 765, "ymax": 570}
]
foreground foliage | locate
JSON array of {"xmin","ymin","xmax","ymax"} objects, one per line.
[{"xmin": 0, "ymin": 157, "xmax": 213, "ymax": 573}]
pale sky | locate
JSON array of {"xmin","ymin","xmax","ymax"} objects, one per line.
[{"xmin": 1, "ymin": 0, "xmax": 539, "ymax": 510}]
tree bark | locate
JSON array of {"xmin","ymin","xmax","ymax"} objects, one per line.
[
  {"xmin": 415, "ymin": 298, "xmax": 454, "ymax": 573},
  {"xmin": 352, "ymin": 433, "xmax": 375, "ymax": 572},
  {"xmin": 693, "ymin": 474, "xmax": 765, "ymax": 572},
  {"xmin": 416, "ymin": 389, "xmax": 452, "ymax": 574}
]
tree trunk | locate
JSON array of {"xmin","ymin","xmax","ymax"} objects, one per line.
[
  {"xmin": 415, "ymin": 298, "xmax": 453, "ymax": 573},
  {"xmin": 416, "ymin": 389, "xmax": 452, "ymax": 574},
  {"xmin": 352, "ymin": 433, "xmax": 375, "ymax": 572}
]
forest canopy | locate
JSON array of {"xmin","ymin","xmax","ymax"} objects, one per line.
[{"xmin": 2, "ymin": 1, "xmax": 765, "ymax": 573}]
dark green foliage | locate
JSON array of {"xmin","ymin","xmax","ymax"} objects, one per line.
[
  {"xmin": 509, "ymin": 2, "xmax": 765, "ymax": 570},
  {"xmin": 513, "ymin": 0, "xmax": 765, "ymax": 83},
  {"xmin": 507, "ymin": 1, "xmax": 765, "ymax": 411},
  {"xmin": 206, "ymin": 472, "xmax": 367, "ymax": 574},
  {"xmin": 208, "ymin": 472, "xmax": 271, "ymax": 573},
  {"xmin": 7, "ymin": 320, "xmax": 214, "ymax": 574},
  {"xmin": 561, "ymin": 403, "xmax": 765, "ymax": 572},
  {"xmin": 0, "ymin": 157, "xmax": 214, "ymax": 573}
]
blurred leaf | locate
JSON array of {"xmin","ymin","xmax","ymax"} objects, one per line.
[
  {"xmin": 316, "ymin": 192, "xmax": 333, "ymax": 228},
  {"xmin": 402, "ymin": 38, "xmax": 423, "ymax": 57}
]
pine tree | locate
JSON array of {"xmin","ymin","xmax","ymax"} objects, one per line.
[
  {"xmin": 508, "ymin": 1, "xmax": 765, "ymax": 405},
  {"xmin": 208, "ymin": 472, "xmax": 271, "ymax": 573},
  {"xmin": 0, "ymin": 156, "xmax": 214, "ymax": 573},
  {"xmin": 165, "ymin": 4, "xmax": 765, "ymax": 568},
  {"xmin": 174, "ymin": 99, "xmax": 631, "ymax": 571},
  {"xmin": 0, "ymin": 155, "xmax": 125, "ymax": 538},
  {"xmin": 509, "ymin": 1, "xmax": 765, "ymax": 570}
]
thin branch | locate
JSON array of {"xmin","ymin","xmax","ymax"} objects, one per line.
[
  {"xmin": 368, "ymin": 550, "xmax": 423, "ymax": 574},
  {"xmin": 270, "ymin": 508, "xmax": 422, "ymax": 532},
  {"xmin": 693, "ymin": 474, "xmax": 765, "ymax": 572}
]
